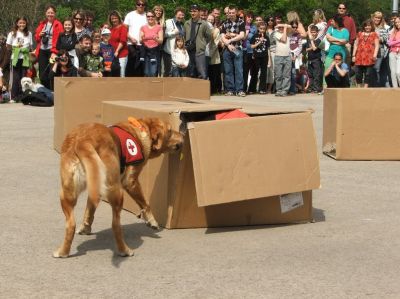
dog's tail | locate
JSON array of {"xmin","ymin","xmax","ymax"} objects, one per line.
[{"xmin": 75, "ymin": 143, "xmax": 107, "ymax": 204}]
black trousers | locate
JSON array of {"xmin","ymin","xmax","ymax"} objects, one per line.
[
  {"xmin": 308, "ymin": 59, "xmax": 323, "ymax": 92},
  {"xmin": 163, "ymin": 52, "xmax": 172, "ymax": 77},
  {"xmin": 11, "ymin": 59, "xmax": 28, "ymax": 99},
  {"xmin": 38, "ymin": 49, "xmax": 52, "ymax": 89},
  {"xmin": 325, "ymin": 74, "xmax": 350, "ymax": 88},
  {"xmin": 249, "ymin": 56, "xmax": 267, "ymax": 92},
  {"xmin": 208, "ymin": 63, "xmax": 222, "ymax": 94},
  {"xmin": 243, "ymin": 52, "xmax": 255, "ymax": 92},
  {"xmin": 126, "ymin": 45, "xmax": 144, "ymax": 77}
]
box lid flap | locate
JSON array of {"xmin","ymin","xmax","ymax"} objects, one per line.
[{"xmin": 188, "ymin": 112, "xmax": 320, "ymax": 207}]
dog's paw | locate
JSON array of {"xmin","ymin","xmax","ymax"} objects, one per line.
[
  {"xmin": 77, "ymin": 224, "xmax": 91, "ymax": 235},
  {"xmin": 52, "ymin": 249, "xmax": 69, "ymax": 258},
  {"xmin": 118, "ymin": 247, "xmax": 134, "ymax": 257},
  {"xmin": 146, "ymin": 218, "xmax": 159, "ymax": 230}
]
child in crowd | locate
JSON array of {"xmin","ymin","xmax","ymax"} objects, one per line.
[
  {"xmin": 305, "ymin": 25, "xmax": 323, "ymax": 93},
  {"xmin": 295, "ymin": 65, "xmax": 310, "ymax": 93},
  {"xmin": 56, "ymin": 18, "xmax": 78, "ymax": 68},
  {"xmin": 249, "ymin": 22, "xmax": 270, "ymax": 94},
  {"xmin": 100, "ymin": 28, "xmax": 119, "ymax": 77},
  {"xmin": 83, "ymin": 42, "xmax": 104, "ymax": 75},
  {"xmin": 289, "ymin": 21, "xmax": 302, "ymax": 95},
  {"xmin": 92, "ymin": 30, "xmax": 102, "ymax": 44},
  {"xmin": 274, "ymin": 23, "xmax": 292, "ymax": 97},
  {"xmin": 171, "ymin": 35, "xmax": 189, "ymax": 77}
]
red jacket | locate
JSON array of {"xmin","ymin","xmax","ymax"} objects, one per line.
[
  {"xmin": 110, "ymin": 24, "xmax": 128, "ymax": 58},
  {"xmin": 34, "ymin": 19, "xmax": 63, "ymax": 56}
]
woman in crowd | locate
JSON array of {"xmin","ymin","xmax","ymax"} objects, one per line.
[
  {"xmin": 287, "ymin": 11, "xmax": 307, "ymax": 38},
  {"xmin": 34, "ymin": 5, "xmax": 63, "ymax": 89},
  {"xmin": 311, "ymin": 9, "xmax": 327, "ymax": 40},
  {"xmin": 6, "ymin": 17, "xmax": 33, "ymax": 99},
  {"xmin": 243, "ymin": 11, "xmax": 256, "ymax": 93},
  {"xmin": 388, "ymin": 17, "xmax": 400, "ymax": 87},
  {"xmin": 140, "ymin": 10, "xmax": 163, "ymax": 77},
  {"xmin": 372, "ymin": 11, "xmax": 391, "ymax": 87},
  {"xmin": 206, "ymin": 14, "xmax": 222, "ymax": 94},
  {"xmin": 325, "ymin": 14, "xmax": 349, "ymax": 73},
  {"xmin": 108, "ymin": 10, "xmax": 128, "ymax": 77},
  {"xmin": 352, "ymin": 19, "xmax": 379, "ymax": 87},
  {"xmin": 72, "ymin": 10, "xmax": 91, "ymax": 41},
  {"xmin": 266, "ymin": 16, "xmax": 276, "ymax": 93},
  {"xmin": 153, "ymin": 5, "xmax": 165, "ymax": 26}
]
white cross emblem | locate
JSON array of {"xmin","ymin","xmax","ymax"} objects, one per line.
[{"xmin": 126, "ymin": 139, "xmax": 138, "ymax": 156}]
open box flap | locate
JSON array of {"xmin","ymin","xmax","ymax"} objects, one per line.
[{"xmin": 188, "ymin": 112, "xmax": 320, "ymax": 207}]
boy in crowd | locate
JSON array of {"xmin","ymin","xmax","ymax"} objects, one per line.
[
  {"xmin": 100, "ymin": 28, "xmax": 116, "ymax": 76},
  {"xmin": 324, "ymin": 52, "xmax": 350, "ymax": 87},
  {"xmin": 305, "ymin": 25, "xmax": 323, "ymax": 93},
  {"xmin": 83, "ymin": 42, "xmax": 104, "ymax": 75},
  {"xmin": 274, "ymin": 23, "xmax": 292, "ymax": 97}
]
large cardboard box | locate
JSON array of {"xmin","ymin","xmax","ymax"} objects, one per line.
[
  {"xmin": 54, "ymin": 77, "xmax": 210, "ymax": 152},
  {"xmin": 323, "ymin": 88, "xmax": 400, "ymax": 160},
  {"xmin": 102, "ymin": 100, "xmax": 320, "ymax": 228}
]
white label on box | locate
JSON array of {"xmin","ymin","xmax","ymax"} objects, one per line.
[{"xmin": 280, "ymin": 193, "xmax": 304, "ymax": 213}]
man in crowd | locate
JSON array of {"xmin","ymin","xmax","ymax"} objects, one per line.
[
  {"xmin": 184, "ymin": 4, "xmax": 211, "ymax": 79},
  {"xmin": 211, "ymin": 8, "xmax": 221, "ymax": 18},
  {"xmin": 163, "ymin": 7, "xmax": 185, "ymax": 77},
  {"xmin": 221, "ymin": 5, "xmax": 246, "ymax": 96},
  {"xmin": 124, "ymin": 0, "xmax": 147, "ymax": 76}
]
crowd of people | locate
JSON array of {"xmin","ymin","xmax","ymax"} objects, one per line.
[{"xmin": 0, "ymin": 1, "xmax": 399, "ymax": 102}]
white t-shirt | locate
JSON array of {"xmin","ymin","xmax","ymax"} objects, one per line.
[
  {"xmin": 124, "ymin": 10, "xmax": 147, "ymax": 45},
  {"xmin": 6, "ymin": 31, "xmax": 33, "ymax": 59}
]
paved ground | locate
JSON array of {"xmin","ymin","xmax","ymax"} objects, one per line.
[{"xmin": 1, "ymin": 93, "xmax": 400, "ymax": 298}]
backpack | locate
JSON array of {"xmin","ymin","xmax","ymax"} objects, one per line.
[{"xmin": 19, "ymin": 90, "xmax": 53, "ymax": 107}]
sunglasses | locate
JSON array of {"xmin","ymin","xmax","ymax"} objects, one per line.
[
  {"xmin": 74, "ymin": 17, "xmax": 83, "ymax": 21},
  {"xmin": 136, "ymin": 3, "xmax": 145, "ymax": 6},
  {"xmin": 292, "ymin": 26, "xmax": 298, "ymax": 29},
  {"xmin": 146, "ymin": 15, "xmax": 154, "ymax": 18}
]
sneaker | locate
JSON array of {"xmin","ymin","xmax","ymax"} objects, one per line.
[
  {"xmin": 259, "ymin": 91, "xmax": 266, "ymax": 94},
  {"xmin": 150, "ymin": 58, "xmax": 157, "ymax": 63},
  {"xmin": 224, "ymin": 91, "xmax": 234, "ymax": 96},
  {"xmin": 9, "ymin": 99, "xmax": 16, "ymax": 103},
  {"xmin": 237, "ymin": 91, "xmax": 246, "ymax": 97},
  {"xmin": 275, "ymin": 92, "xmax": 282, "ymax": 97},
  {"xmin": 280, "ymin": 92, "xmax": 288, "ymax": 97},
  {"xmin": 139, "ymin": 58, "xmax": 145, "ymax": 62}
]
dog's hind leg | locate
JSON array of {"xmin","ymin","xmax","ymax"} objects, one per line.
[{"xmin": 108, "ymin": 187, "xmax": 134, "ymax": 257}]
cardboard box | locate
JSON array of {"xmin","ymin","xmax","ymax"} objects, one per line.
[
  {"xmin": 102, "ymin": 100, "xmax": 320, "ymax": 228},
  {"xmin": 323, "ymin": 88, "xmax": 400, "ymax": 160},
  {"xmin": 53, "ymin": 77, "xmax": 210, "ymax": 152}
]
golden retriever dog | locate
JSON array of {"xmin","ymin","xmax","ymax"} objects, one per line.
[{"xmin": 53, "ymin": 117, "xmax": 183, "ymax": 258}]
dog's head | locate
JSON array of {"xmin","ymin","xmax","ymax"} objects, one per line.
[
  {"xmin": 142, "ymin": 118, "xmax": 184, "ymax": 157},
  {"xmin": 21, "ymin": 77, "xmax": 34, "ymax": 92}
]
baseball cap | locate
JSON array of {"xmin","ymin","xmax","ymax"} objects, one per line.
[
  {"xmin": 190, "ymin": 4, "xmax": 200, "ymax": 11},
  {"xmin": 101, "ymin": 28, "xmax": 111, "ymax": 35}
]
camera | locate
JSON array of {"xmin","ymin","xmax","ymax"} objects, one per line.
[
  {"xmin": 185, "ymin": 40, "xmax": 196, "ymax": 51},
  {"xmin": 42, "ymin": 34, "xmax": 49, "ymax": 46},
  {"xmin": 54, "ymin": 56, "xmax": 68, "ymax": 63}
]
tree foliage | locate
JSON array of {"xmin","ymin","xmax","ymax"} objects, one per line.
[{"xmin": 0, "ymin": 0, "xmax": 393, "ymax": 36}]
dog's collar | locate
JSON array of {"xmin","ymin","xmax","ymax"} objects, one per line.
[{"xmin": 128, "ymin": 117, "xmax": 147, "ymax": 138}]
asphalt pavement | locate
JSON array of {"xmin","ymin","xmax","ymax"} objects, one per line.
[{"xmin": 1, "ymin": 93, "xmax": 400, "ymax": 298}]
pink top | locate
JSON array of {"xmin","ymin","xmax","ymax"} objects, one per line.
[
  {"xmin": 141, "ymin": 24, "xmax": 161, "ymax": 48},
  {"xmin": 388, "ymin": 31, "xmax": 400, "ymax": 52}
]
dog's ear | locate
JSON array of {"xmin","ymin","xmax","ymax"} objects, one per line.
[{"xmin": 143, "ymin": 118, "xmax": 164, "ymax": 151}]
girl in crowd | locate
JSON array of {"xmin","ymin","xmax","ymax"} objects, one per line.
[
  {"xmin": 325, "ymin": 14, "xmax": 349, "ymax": 73},
  {"xmin": 35, "ymin": 5, "xmax": 63, "ymax": 89},
  {"xmin": 352, "ymin": 19, "xmax": 379, "ymax": 87},
  {"xmin": 56, "ymin": 17, "xmax": 78, "ymax": 68},
  {"xmin": 372, "ymin": 11, "xmax": 391, "ymax": 87},
  {"xmin": 6, "ymin": 17, "xmax": 33, "ymax": 100},
  {"xmin": 266, "ymin": 16, "xmax": 276, "ymax": 93},
  {"xmin": 72, "ymin": 10, "xmax": 91, "ymax": 41},
  {"xmin": 108, "ymin": 10, "xmax": 128, "ymax": 77},
  {"xmin": 171, "ymin": 35, "xmax": 189, "ymax": 77},
  {"xmin": 140, "ymin": 10, "xmax": 163, "ymax": 77},
  {"xmin": 388, "ymin": 17, "xmax": 400, "ymax": 87},
  {"xmin": 243, "ymin": 11, "xmax": 256, "ymax": 93}
]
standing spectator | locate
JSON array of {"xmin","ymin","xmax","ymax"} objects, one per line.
[
  {"xmin": 200, "ymin": 8, "xmax": 208, "ymax": 21},
  {"xmin": 249, "ymin": 22, "xmax": 270, "ymax": 94},
  {"xmin": 311, "ymin": 9, "xmax": 327, "ymax": 40},
  {"xmin": 73, "ymin": 10, "xmax": 91, "ymax": 41},
  {"xmin": 287, "ymin": 11, "xmax": 307, "ymax": 38},
  {"xmin": 325, "ymin": 15, "xmax": 349, "ymax": 74},
  {"xmin": 274, "ymin": 23, "xmax": 292, "ymax": 97},
  {"xmin": 56, "ymin": 18, "xmax": 78, "ymax": 68},
  {"xmin": 109, "ymin": 10, "xmax": 128, "ymax": 77},
  {"xmin": 171, "ymin": 35, "xmax": 189, "ymax": 77},
  {"xmin": 324, "ymin": 52, "xmax": 350, "ymax": 87},
  {"xmin": 372, "ymin": 11, "xmax": 391, "ymax": 87},
  {"xmin": 163, "ymin": 7, "xmax": 185, "ymax": 77},
  {"xmin": 153, "ymin": 5, "xmax": 165, "ymax": 26},
  {"xmin": 6, "ymin": 17, "xmax": 33, "ymax": 100},
  {"xmin": 352, "ymin": 19, "xmax": 379, "ymax": 88},
  {"xmin": 34, "ymin": 5, "xmax": 63, "ymax": 89},
  {"xmin": 328, "ymin": 3, "xmax": 357, "ymax": 65},
  {"xmin": 266, "ymin": 16, "xmax": 276, "ymax": 93},
  {"xmin": 243, "ymin": 11, "xmax": 257, "ymax": 93},
  {"xmin": 184, "ymin": 4, "xmax": 211, "ymax": 80},
  {"xmin": 0, "ymin": 35, "xmax": 11, "ymax": 92},
  {"xmin": 289, "ymin": 21, "xmax": 303, "ymax": 94},
  {"xmin": 100, "ymin": 28, "xmax": 119, "ymax": 77},
  {"xmin": 206, "ymin": 14, "xmax": 222, "ymax": 94},
  {"xmin": 124, "ymin": 0, "xmax": 147, "ymax": 77},
  {"xmin": 211, "ymin": 8, "xmax": 221, "ymax": 19},
  {"xmin": 85, "ymin": 11, "xmax": 95, "ymax": 32},
  {"xmin": 140, "ymin": 10, "xmax": 163, "ymax": 77},
  {"xmin": 388, "ymin": 17, "xmax": 400, "ymax": 87},
  {"xmin": 221, "ymin": 5, "xmax": 246, "ymax": 96},
  {"xmin": 305, "ymin": 25, "xmax": 323, "ymax": 93}
]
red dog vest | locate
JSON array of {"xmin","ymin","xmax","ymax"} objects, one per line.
[{"xmin": 111, "ymin": 126, "xmax": 145, "ymax": 169}]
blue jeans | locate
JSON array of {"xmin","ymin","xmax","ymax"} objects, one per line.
[
  {"xmin": 171, "ymin": 66, "xmax": 187, "ymax": 77},
  {"xmin": 144, "ymin": 52, "xmax": 157, "ymax": 77},
  {"xmin": 223, "ymin": 48, "xmax": 244, "ymax": 93}
]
